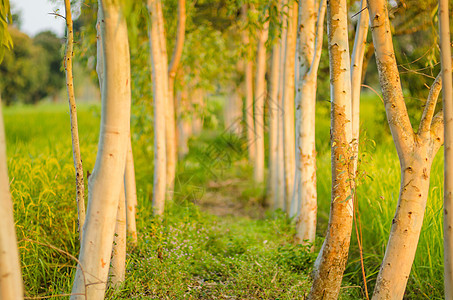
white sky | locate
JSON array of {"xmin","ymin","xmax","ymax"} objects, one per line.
[{"xmin": 11, "ymin": 0, "xmax": 66, "ymax": 37}]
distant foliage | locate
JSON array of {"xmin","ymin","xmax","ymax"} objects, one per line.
[
  {"xmin": 0, "ymin": 29, "xmax": 64, "ymax": 104},
  {"xmin": 0, "ymin": 0, "xmax": 13, "ymax": 63}
]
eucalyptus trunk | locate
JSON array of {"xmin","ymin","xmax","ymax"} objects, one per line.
[
  {"xmin": 125, "ymin": 137, "xmax": 137, "ymax": 245},
  {"xmin": 253, "ymin": 18, "xmax": 269, "ymax": 184},
  {"xmin": 0, "ymin": 95, "xmax": 23, "ymax": 299},
  {"xmin": 293, "ymin": 0, "xmax": 326, "ymax": 246},
  {"xmin": 439, "ymin": 0, "xmax": 453, "ymax": 297},
  {"xmin": 148, "ymin": 0, "xmax": 167, "ymax": 216},
  {"xmin": 110, "ymin": 184, "xmax": 126, "ymax": 286},
  {"xmin": 308, "ymin": 0, "xmax": 353, "ymax": 297},
  {"xmin": 367, "ymin": 0, "xmax": 444, "ymax": 298},
  {"xmin": 71, "ymin": 1, "xmax": 131, "ymax": 298},
  {"xmin": 64, "ymin": 0, "xmax": 85, "ymax": 240},
  {"xmin": 282, "ymin": 1, "xmax": 298, "ymax": 214}
]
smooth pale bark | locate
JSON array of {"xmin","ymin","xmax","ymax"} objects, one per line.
[
  {"xmin": 267, "ymin": 17, "xmax": 281, "ymax": 206},
  {"xmin": 293, "ymin": 0, "xmax": 326, "ymax": 246},
  {"xmin": 71, "ymin": 1, "xmax": 131, "ymax": 298},
  {"xmin": 440, "ymin": 0, "xmax": 453, "ymax": 295},
  {"xmin": 64, "ymin": 0, "xmax": 85, "ymax": 240},
  {"xmin": 0, "ymin": 98, "xmax": 23, "ymax": 300},
  {"xmin": 192, "ymin": 88, "xmax": 204, "ymax": 135},
  {"xmin": 224, "ymin": 89, "xmax": 242, "ymax": 135},
  {"xmin": 282, "ymin": 1, "xmax": 298, "ymax": 215},
  {"xmin": 125, "ymin": 137, "xmax": 137, "ymax": 245},
  {"xmin": 176, "ymin": 87, "xmax": 192, "ymax": 158},
  {"xmin": 149, "ymin": 0, "xmax": 167, "ymax": 216},
  {"xmin": 350, "ymin": 0, "xmax": 368, "ymax": 145},
  {"xmin": 367, "ymin": 0, "xmax": 445, "ymax": 298},
  {"xmin": 275, "ymin": 3, "xmax": 288, "ymax": 211},
  {"xmin": 166, "ymin": 0, "xmax": 186, "ymax": 197},
  {"xmin": 308, "ymin": 0, "xmax": 353, "ymax": 297},
  {"xmin": 242, "ymin": 5, "xmax": 256, "ymax": 162},
  {"xmin": 110, "ymin": 184, "xmax": 126, "ymax": 286},
  {"xmin": 154, "ymin": 1, "xmax": 175, "ymax": 200},
  {"xmin": 253, "ymin": 18, "xmax": 269, "ymax": 184}
]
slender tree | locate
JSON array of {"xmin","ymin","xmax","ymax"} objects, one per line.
[
  {"xmin": 125, "ymin": 137, "xmax": 137, "ymax": 245},
  {"xmin": 367, "ymin": 0, "xmax": 444, "ymax": 297},
  {"xmin": 242, "ymin": 4, "xmax": 256, "ymax": 162},
  {"xmin": 308, "ymin": 0, "xmax": 354, "ymax": 297},
  {"xmin": 267, "ymin": 0, "xmax": 282, "ymax": 206},
  {"xmin": 282, "ymin": 0, "xmax": 298, "ymax": 214},
  {"xmin": 293, "ymin": 0, "xmax": 326, "ymax": 246},
  {"xmin": 0, "ymin": 1, "xmax": 23, "ymax": 298},
  {"xmin": 71, "ymin": 1, "xmax": 131, "ymax": 298},
  {"xmin": 110, "ymin": 185, "xmax": 126, "ymax": 286},
  {"xmin": 148, "ymin": 0, "xmax": 167, "ymax": 216},
  {"xmin": 253, "ymin": 14, "xmax": 269, "ymax": 183},
  {"xmin": 63, "ymin": 0, "xmax": 85, "ymax": 241},
  {"xmin": 440, "ymin": 0, "xmax": 453, "ymax": 296}
]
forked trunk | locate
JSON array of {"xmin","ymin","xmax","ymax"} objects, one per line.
[
  {"xmin": 149, "ymin": 0, "xmax": 167, "ymax": 216},
  {"xmin": 308, "ymin": 0, "xmax": 353, "ymax": 297},
  {"xmin": 71, "ymin": 1, "xmax": 131, "ymax": 298},
  {"xmin": 439, "ymin": 0, "xmax": 453, "ymax": 297},
  {"xmin": 293, "ymin": 0, "xmax": 326, "ymax": 246},
  {"xmin": 253, "ymin": 18, "xmax": 269, "ymax": 183},
  {"xmin": 367, "ymin": 0, "xmax": 445, "ymax": 298},
  {"xmin": 0, "ymin": 96, "xmax": 23, "ymax": 299}
]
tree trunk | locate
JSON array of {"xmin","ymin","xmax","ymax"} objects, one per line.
[
  {"xmin": 0, "ymin": 96, "xmax": 23, "ymax": 300},
  {"xmin": 149, "ymin": 0, "xmax": 167, "ymax": 216},
  {"xmin": 367, "ymin": 0, "xmax": 445, "ymax": 298},
  {"xmin": 253, "ymin": 17, "xmax": 269, "ymax": 184},
  {"xmin": 71, "ymin": 1, "xmax": 131, "ymax": 298},
  {"xmin": 166, "ymin": 0, "xmax": 186, "ymax": 198},
  {"xmin": 440, "ymin": 0, "xmax": 453, "ymax": 295},
  {"xmin": 154, "ymin": 1, "xmax": 175, "ymax": 201},
  {"xmin": 267, "ymin": 7, "xmax": 281, "ymax": 206},
  {"xmin": 110, "ymin": 184, "xmax": 126, "ymax": 286},
  {"xmin": 293, "ymin": 0, "xmax": 326, "ymax": 246},
  {"xmin": 282, "ymin": 1, "xmax": 298, "ymax": 214},
  {"xmin": 64, "ymin": 0, "xmax": 85, "ymax": 241},
  {"xmin": 176, "ymin": 87, "xmax": 192, "ymax": 158},
  {"xmin": 242, "ymin": 5, "xmax": 256, "ymax": 162},
  {"xmin": 308, "ymin": 0, "xmax": 353, "ymax": 297},
  {"xmin": 125, "ymin": 137, "xmax": 137, "ymax": 245}
]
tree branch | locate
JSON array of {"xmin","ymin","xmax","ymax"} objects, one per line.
[
  {"xmin": 431, "ymin": 110, "xmax": 444, "ymax": 148},
  {"xmin": 168, "ymin": 0, "xmax": 186, "ymax": 78},
  {"xmin": 418, "ymin": 72, "xmax": 442, "ymax": 135}
]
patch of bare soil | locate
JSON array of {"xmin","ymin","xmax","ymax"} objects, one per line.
[{"xmin": 196, "ymin": 178, "xmax": 266, "ymax": 219}]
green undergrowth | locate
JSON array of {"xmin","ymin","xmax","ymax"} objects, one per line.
[{"xmin": 4, "ymin": 96, "xmax": 445, "ymax": 299}]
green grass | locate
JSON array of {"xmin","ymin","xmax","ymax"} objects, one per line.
[{"xmin": 3, "ymin": 96, "xmax": 445, "ymax": 299}]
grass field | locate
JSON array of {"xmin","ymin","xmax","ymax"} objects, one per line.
[{"xmin": 4, "ymin": 96, "xmax": 445, "ymax": 299}]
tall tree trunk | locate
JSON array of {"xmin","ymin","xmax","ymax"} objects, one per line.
[
  {"xmin": 308, "ymin": 0, "xmax": 353, "ymax": 297},
  {"xmin": 125, "ymin": 137, "xmax": 137, "ymax": 245},
  {"xmin": 293, "ymin": 0, "xmax": 326, "ymax": 246},
  {"xmin": 176, "ymin": 87, "xmax": 192, "ymax": 158},
  {"xmin": 440, "ymin": 0, "xmax": 453, "ymax": 295},
  {"xmin": 149, "ymin": 0, "xmax": 167, "ymax": 216},
  {"xmin": 253, "ymin": 18, "xmax": 269, "ymax": 184},
  {"xmin": 154, "ymin": 1, "xmax": 175, "ymax": 201},
  {"xmin": 282, "ymin": 1, "xmax": 298, "ymax": 215},
  {"xmin": 267, "ymin": 2, "xmax": 282, "ymax": 206},
  {"xmin": 166, "ymin": 0, "xmax": 186, "ymax": 197},
  {"xmin": 275, "ymin": 2, "xmax": 288, "ymax": 211},
  {"xmin": 71, "ymin": 1, "xmax": 131, "ymax": 298},
  {"xmin": 110, "ymin": 184, "xmax": 126, "ymax": 286},
  {"xmin": 367, "ymin": 0, "xmax": 445, "ymax": 298},
  {"xmin": 242, "ymin": 5, "xmax": 256, "ymax": 162},
  {"xmin": 64, "ymin": 0, "xmax": 85, "ymax": 241},
  {"xmin": 0, "ymin": 96, "xmax": 23, "ymax": 300}
]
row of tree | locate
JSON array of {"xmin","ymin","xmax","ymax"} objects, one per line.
[{"xmin": 0, "ymin": 0, "xmax": 452, "ymax": 299}]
